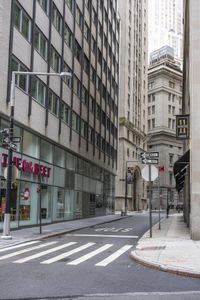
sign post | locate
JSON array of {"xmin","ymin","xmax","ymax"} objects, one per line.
[{"xmin": 141, "ymin": 152, "xmax": 159, "ymax": 238}]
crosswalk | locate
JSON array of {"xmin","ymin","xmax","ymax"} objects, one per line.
[{"xmin": 0, "ymin": 240, "xmax": 133, "ymax": 268}]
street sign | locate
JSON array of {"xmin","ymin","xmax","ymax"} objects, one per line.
[
  {"xmin": 8, "ymin": 142, "xmax": 17, "ymax": 151},
  {"xmin": 142, "ymin": 158, "xmax": 158, "ymax": 164},
  {"xmin": 176, "ymin": 114, "xmax": 189, "ymax": 139},
  {"xmin": 140, "ymin": 152, "xmax": 159, "ymax": 159},
  {"xmin": 11, "ymin": 136, "xmax": 21, "ymax": 143},
  {"xmin": 142, "ymin": 165, "xmax": 158, "ymax": 182}
]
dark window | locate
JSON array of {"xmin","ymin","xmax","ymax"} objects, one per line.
[{"xmin": 52, "ymin": 3, "xmax": 62, "ymax": 34}]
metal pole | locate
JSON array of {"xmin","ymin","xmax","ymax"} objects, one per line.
[
  {"xmin": 2, "ymin": 73, "xmax": 15, "ymax": 239},
  {"xmin": 158, "ymin": 178, "xmax": 161, "ymax": 230},
  {"xmin": 167, "ymin": 188, "xmax": 169, "ymax": 218},
  {"xmin": 149, "ymin": 164, "xmax": 152, "ymax": 238},
  {"xmin": 125, "ymin": 161, "xmax": 128, "ymax": 216}
]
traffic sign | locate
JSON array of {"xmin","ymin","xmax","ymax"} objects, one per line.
[
  {"xmin": 142, "ymin": 158, "xmax": 158, "ymax": 164},
  {"xmin": 140, "ymin": 152, "xmax": 159, "ymax": 159},
  {"xmin": 8, "ymin": 142, "xmax": 17, "ymax": 151},
  {"xmin": 142, "ymin": 165, "xmax": 158, "ymax": 182},
  {"xmin": 11, "ymin": 137, "xmax": 21, "ymax": 143}
]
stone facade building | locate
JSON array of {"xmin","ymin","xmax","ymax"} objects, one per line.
[
  {"xmin": 115, "ymin": 0, "xmax": 148, "ymax": 212},
  {"xmin": 147, "ymin": 46, "xmax": 183, "ymax": 210}
]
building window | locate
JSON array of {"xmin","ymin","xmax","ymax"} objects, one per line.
[
  {"xmin": 83, "ymin": 55, "xmax": 90, "ymax": 74},
  {"xmin": 75, "ymin": 5, "xmax": 83, "ymax": 28},
  {"xmin": 89, "ymin": 96, "xmax": 95, "ymax": 113},
  {"xmin": 127, "ymin": 148, "xmax": 129, "ymax": 157},
  {"xmin": 64, "ymin": 24, "xmax": 73, "ymax": 49},
  {"xmin": 169, "ymin": 81, "xmax": 175, "ymax": 89},
  {"xmin": 34, "ymin": 27, "xmax": 48, "ymax": 60},
  {"xmin": 92, "ymin": 8, "xmax": 97, "ymax": 27},
  {"xmin": 14, "ymin": 3, "xmax": 31, "ymax": 41},
  {"xmin": 52, "ymin": 3, "xmax": 62, "ymax": 34},
  {"xmin": 148, "ymin": 107, "xmax": 151, "ymax": 115},
  {"xmin": 74, "ymin": 40, "xmax": 82, "ymax": 63},
  {"xmin": 31, "ymin": 77, "xmax": 46, "ymax": 106},
  {"xmin": 152, "ymin": 118, "xmax": 155, "ymax": 128},
  {"xmin": 49, "ymin": 91, "xmax": 59, "ymax": 116},
  {"xmin": 37, "ymin": 0, "xmax": 49, "ymax": 14},
  {"xmin": 65, "ymin": 0, "xmax": 73, "ymax": 12},
  {"xmin": 85, "ymin": 0, "xmax": 91, "ymax": 11},
  {"xmin": 11, "ymin": 57, "xmax": 28, "ymax": 92},
  {"xmin": 84, "ymin": 22, "xmax": 90, "ymax": 41},
  {"xmin": 82, "ymin": 86, "xmax": 89, "ymax": 106},
  {"xmin": 152, "ymin": 105, "xmax": 155, "ymax": 114},
  {"xmin": 72, "ymin": 112, "xmax": 80, "ymax": 131},
  {"xmin": 63, "ymin": 62, "xmax": 72, "ymax": 88},
  {"xmin": 81, "ymin": 120, "xmax": 88, "ymax": 138},
  {"xmin": 73, "ymin": 76, "xmax": 81, "ymax": 98},
  {"xmin": 61, "ymin": 102, "xmax": 70, "ymax": 125},
  {"xmin": 168, "ymin": 118, "xmax": 171, "ymax": 128},
  {"xmin": 50, "ymin": 46, "xmax": 60, "ymax": 72},
  {"xmin": 90, "ymin": 66, "xmax": 96, "ymax": 84},
  {"xmin": 152, "ymin": 94, "xmax": 155, "ymax": 101},
  {"xmin": 172, "ymin": 119, "xmax": 175, "ymax": 129}
]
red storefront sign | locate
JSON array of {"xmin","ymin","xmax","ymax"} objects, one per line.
[{"xmin": 1, "ymin": 153, "xmax": 51, "ymax": 178}]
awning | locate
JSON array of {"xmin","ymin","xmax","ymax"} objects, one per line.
[{"xmin": 173, "ymin": 150, "xmax": 190, "ymax": 192}]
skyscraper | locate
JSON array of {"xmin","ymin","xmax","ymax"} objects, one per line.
[
  {"xmin": 148, "ymin": 0, "xmax": 183, "ymax": 65},
  {"xmin": 115, "ymin": 0, "xmax": 148, "ymax": 212}
]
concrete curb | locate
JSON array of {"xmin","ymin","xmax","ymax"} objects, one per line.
[
  {"xmin": 33, "ymin": 215, "xmax": 131, "ymax": 240},
  {"xmin": 5, "ymin": 215, "xmax": 131, "ymax": 247},
  {"xmin": 129, "ymin": 250, "xmax": 200, "ymax": 279}
]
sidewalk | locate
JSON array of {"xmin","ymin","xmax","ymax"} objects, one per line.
[
  {"xmin": 0, "ymin": 213, "xmax": 128, "ymax": 248},
  {"xmin": 130, "ymin": 213, "xmax": 200, "ymax": 278}
]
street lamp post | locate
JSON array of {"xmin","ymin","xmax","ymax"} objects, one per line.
[{"xmin": 1, "ymin": 71, "xmax": 71, "ymax": 239}]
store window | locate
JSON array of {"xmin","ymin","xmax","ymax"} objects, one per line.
[
  {"xmin": 64, "ymin": 190, "xmax": 74, "ymax": 219},
  {"xmin": 23, "ymin": 130, "xmax": 40, "ymax": 158},
  {"xmin": 40, "ymin": 185, "xmax": 52, "ymax": 223},
  {"xmin": 52, "ymin": 187, "xmax": 64, "ymax": 220},
  {"xmin": 40, "ymin": 139, "xmax": 53, "ymax": 163},
  {"xmin": 19, "ymin": 181, "xmax": 38, "ymax": 225}
]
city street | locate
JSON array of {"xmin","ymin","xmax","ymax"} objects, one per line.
[{"xmin": 0, "ymin": 214, "xmax": 200, "ymax": 299}]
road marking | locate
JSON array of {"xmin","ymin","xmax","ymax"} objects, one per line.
[
  {"xmin": 0, "ymin": 241, "xmax": 40, "ymax": 253},
  {"xmin": 94, "ymin": 227, "xmax": 133, "ymax": 232},
  {"xmin": 0, "ymin": 241, "xmax": 57, "ymax": 260},
  {"xmin": 41, "ymin": 242, "xmax": 95, "ymax": 264},
  {"xmin": 68, "ymin": 244, "xmax": 113, "ymax": 265},
  {"xmin": 95, "ymin": 245, "xmax": 133, "ymax": 267},
  {"xmin": 14, "ymin": 242, "xmax": 77, "ymax": 263},
  {"xmin": 65, "ymin": 234, "xmax": 138, "ymax": 239}
]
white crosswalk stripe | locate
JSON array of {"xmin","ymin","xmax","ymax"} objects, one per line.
[
  {"xmin": 95, "ymin": 244, "xmax": 133, "ymax": 267},
  {"xmin": 0, "ymin": 241, "xmax": 40, "ymax": 253},
  {"xmin": 0, "ymin": 241, "xmax": 133, "ymax": 267},
  {"xmin": 0, "ymin": 241, "xmax": 57, "ymax": 260},
  {"xmin": 41, "ymin": 242, "xmax": 95, "ymax": 264},
  {"xmin": 67, "ymin": 244, "xmax": 113, "ymax": 265},
  {"xmin": 13, "ymin": 242, "xmax": 77, "ymax": 263}
]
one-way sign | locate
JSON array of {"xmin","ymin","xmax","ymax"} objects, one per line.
[
  {"xmin": 140, "ymin": 152, "xmax": 159, "ymax": 159},
  {"xmin": 142, "ymin": 158, "xmax": 159, "ymax": 164}
]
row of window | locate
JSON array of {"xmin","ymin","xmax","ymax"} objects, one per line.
[{"xmin": 11, "ymin": 56, "xmax": 117, "ymax": 143}]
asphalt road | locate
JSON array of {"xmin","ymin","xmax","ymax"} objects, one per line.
[{"xmin": 0, "ymin": 214, "xmax": 200, "ymax": 300}]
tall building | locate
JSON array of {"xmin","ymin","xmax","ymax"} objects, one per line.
[
  {"xmin": 147, "ymin": 46, "xmax": 183, "ymax": 209},
  {"xmin": 0, "ymin": 0, "xmax": 119, "ymax": 229},
  {"xmin": 148, "ymin": 0, "xmax": 183, "ymax": 65},
  {"xmin": 115, "ymin": 0, "xmax": 148, "ymax": 212}
]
